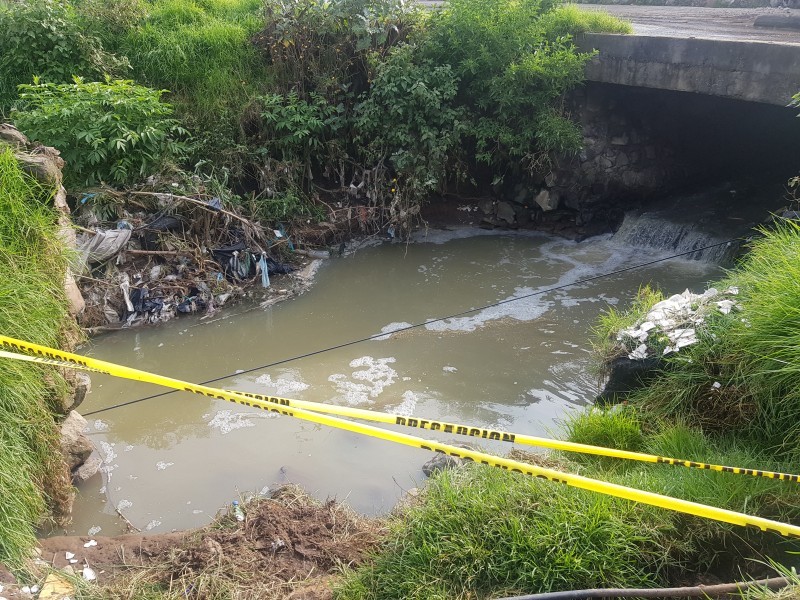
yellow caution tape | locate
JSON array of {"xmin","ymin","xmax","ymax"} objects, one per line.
[
  {"xmin": 2, "ymin": 335, "xmax": 800, "ymax": 538},
  {"xmin": 3, "ymin": 334, "xmax": 800, "ymax": 483},
  {"xmin": 2, "ymin": 336, "xmax": 797, "ymax": 483}
]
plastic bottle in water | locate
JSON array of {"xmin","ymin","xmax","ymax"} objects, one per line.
[{"xmin": 232, "ymin": 500, "xmax": 244, "ymax": 522}]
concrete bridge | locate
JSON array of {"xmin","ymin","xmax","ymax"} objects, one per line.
[{"xmin": 576, "ymin": 5, "xmax": 800, "ymax": 106}]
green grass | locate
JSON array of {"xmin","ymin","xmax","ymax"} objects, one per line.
[
  {"xmin": 538, "ymin": 4, "xmax": 634, "ymax": 36},
  {"xmin": 565, "ymin": 412, "xmax": 800, "ymax": 567},
  {"xmin": 121, "ymin": 0, "xmax": 267, "ymax": 165},
  {"xmin": 0, "ymin": 148, "xmax": 74, "ymax": 573},
  {"xmin": 335, "ymin": 463, "xmax": 673, "ymax": 600}
]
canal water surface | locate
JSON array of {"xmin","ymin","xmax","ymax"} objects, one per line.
[{"xmin": 64, "ymin": 228, "xmax": 720, "ymax": 536}]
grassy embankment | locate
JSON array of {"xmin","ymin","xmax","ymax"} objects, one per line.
[
  {"xmin": 334, "ymin": 222, "xmax": 800, "ymax": 600},
  {"xmin": 0, "ymin": 148, "xmax": 75, "ymax": 573}
]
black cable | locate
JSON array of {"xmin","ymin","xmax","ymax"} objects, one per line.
[
  {"xmin": 491, "ymin": 575, "xmax": 789, "ymax": 600},
  {"xmin": 83, "ymin": 237, "xmax": 737, "ymax": 417}
]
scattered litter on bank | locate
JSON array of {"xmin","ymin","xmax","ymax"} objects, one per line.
[{"xmin": 617, "ymin": 287, "xmax": 741, "ymax": 359}]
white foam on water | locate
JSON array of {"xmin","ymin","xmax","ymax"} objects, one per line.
[
  {"xmin": 387, "ymin": 391, "xmax": 420, "ymax": 416},
  {"xmin": 99, "ymin": 441, "xmax": 117, "ymax": 464},
  {"xmin": 410, "ymin": 227, "xmax": 548, "ymax": 245},
  {"xmin": 205, "ymin": 409, "xmax": 278, "ymax": 435},
  {"xmin": 156, "ymin": 461, "xmax": 174, "ymax": 471},
  {"xmin": 373, "ymin": 322, "xmax": 413, "ymax": 341},
  {"xmin": 328, "ymin": 356, "xmax": 398, "ymax": 406},
  {"xmin": 425, "ymin": 287, "xmax": 553, "ymax": 332},
  {"xmin": 117, "ymin": 499, "xmax": 133, "ymax": 511},
  {"xmin": 87, "ymin": 526, "xmax": 102, "ymax": 536},
  {"xmin": 145, "ymin": 520, "xmax": 161, "ymax": 531},
  {"xmin": 254, "ymin": 373, "xmax": 310, "ymax": 395},
  {"xmin": 93, "ymin": 420, "xmax": 109, "ymax": 431},
  {"xmin": 442, "ymin": 366, "xmax": 458, "ymax": 373}
]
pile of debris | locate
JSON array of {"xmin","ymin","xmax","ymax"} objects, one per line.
[
  {"xmin": 617, "ymin": 286, "xmax": 741, "ymax": 359},
  {"xmin": 74, "ymin": 188, "xmax": 299, "ymax": 330},
  {"xmin": 598, "ymin": 286, "xmax": 742, "ymax": 403}
]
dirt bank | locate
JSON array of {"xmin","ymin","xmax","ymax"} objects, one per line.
[{"xmin": 1, "ymin": 487, "xmax": 383, "ymax": 600}]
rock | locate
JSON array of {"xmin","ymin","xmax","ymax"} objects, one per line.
[
  {"xmin": 16, "ymin": 152, "xmax": 63, "ymax": 188},
  {"xmin": 73, "ymin": 455, "xmax": 102, "ymax": 482},
  {"xmin": 0, "ymin": 123, "xmax": 29, "ymax": 149},
  {"xmin": 534, "ymin": 189, "xmax": 559, "ymax": 212},
  {"xmin": 478, "ymin": 198, "xmax": 495, "ymax": 216},
  {"xmin": 610, "ymin": 134, "xmax": 629, "ymax": 145},
  {"xmin": 597, "ymin": 356, "xmax": 662, "ymax": 404},
  {"xmin": 496, "ymin": 201, "xmax": 516, "ymax": 225},
  {"xmin": 64, "ymin": 270, "xmax": 85, "ymax": 317},
  {"xmin": 60, "ymin": 411, "xmax": 93, "ymax": 471},
  {"xmin": 70, "ymin": 372, "xmax": 91, "ymax": 412},
  {"xmin": 422, "ymin": 453, "xmax": 463, "ymax": 477},
  {"xmin": 38, "ymin": 572, "xmax": 75, "ymax": 600}
]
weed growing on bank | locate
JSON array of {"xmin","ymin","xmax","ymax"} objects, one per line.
[{"xmin": 0, "ymin": 148, "xmax": 74, "ymax": 573}]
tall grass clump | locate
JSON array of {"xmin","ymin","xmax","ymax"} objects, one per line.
[
  {"xmin": 335, "ymin": 464, "xmax": 674, "ymax": 600},
  {"xmin": 718, "ymin": 220, "xmax": 800, "ymax": 453},
  {"xmin": 538, "ymin": 4, "xmax": 634, "ymax": 36},
  {"xmin": 122, "ymin": 0, "xmax": 266, "ymax": 164},
  {"xmin": 564, "ymin": 412, "xmax": 800, "ymax": 570},
  {"xmin": 0, "ymin": 148, "xmax": 74, "ymax": 573}
]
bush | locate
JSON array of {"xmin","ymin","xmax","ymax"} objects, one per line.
[
  {"xmin": 13, "ymin": 78, "xmax": 190, "ymax": 189},
  {"xmin": 420, "ymin": 0, "xmax": 594, "ymax": 179},
  {"xmin": 354, "ymin": 44, "xmax": 466, "ymax": 211},
  {"xmin": 0, "ymin": 0, "xmax": 127, "ymax": 113}
]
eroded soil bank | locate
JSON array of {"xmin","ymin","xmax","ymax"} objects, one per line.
[{"xmin": 1, "ymin": 487, "xmax": 383, "ymax": 600}]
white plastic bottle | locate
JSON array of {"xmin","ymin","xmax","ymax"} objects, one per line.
[{"xmin": 232, "ymin": 500, "xmax": 244, "ymax": 522}]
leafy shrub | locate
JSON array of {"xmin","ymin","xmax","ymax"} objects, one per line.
[
  {"xmin": 257, "ymin": 0, "xmax": 423, "ymax": 98},
  {"xmin": 13, "ymin": 78, "xmax": 190, "ymax": 189},
  {"xmin": 0, "ymin": 0, "xmax": 127, "ymax": 113},
  {"xmin": 353, "ymin": 44, "xmax": 465, "ymax": 230},
  {"xmin": 259, "ymin": 91, "xmax": 340, "ymax": 167},
  {"xmin": 420, "ymin": 0, "xmax": 593, "ymax": 179}
]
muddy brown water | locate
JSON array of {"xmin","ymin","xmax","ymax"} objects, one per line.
[{"xmin": 60, "ymin": 228, "xmax": 720, "ymax": 537}]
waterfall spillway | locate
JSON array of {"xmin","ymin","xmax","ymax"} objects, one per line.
[
  {"xmin": 613, "ymin": 211, "xmax": 740, "ymax": 263},
  {"xmin": 612, "ymin": 183, "xmax": 785, "ymax": 264}
]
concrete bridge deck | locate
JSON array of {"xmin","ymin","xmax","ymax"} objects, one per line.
[
  {"xmin": 575, "ymin": 5, "xmax": 800, "ymax": 105},
  {"xmin": 580, "ymin": 5, "xmax": 800, "ymax": 45}
]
